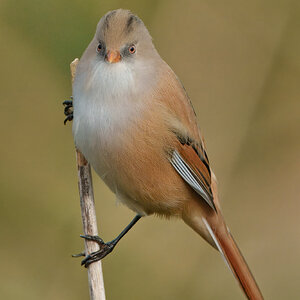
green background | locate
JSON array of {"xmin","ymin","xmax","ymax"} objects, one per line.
[{"xmin": 0, "ymin": 0, "xmax": 299, "ymax": 299}]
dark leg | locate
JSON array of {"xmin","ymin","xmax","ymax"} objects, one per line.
[
  {"xmin": 63, "ymin": 97, "xmax": 73, "ymax": 125},
  {"xmin": 79, "ymin": 214, "xmax": 142, "ymax": 267}
]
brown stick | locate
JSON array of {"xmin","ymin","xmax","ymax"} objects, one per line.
[{"xmin": 70, "ymin": 58, "xmax": 106, "ymax": 300}]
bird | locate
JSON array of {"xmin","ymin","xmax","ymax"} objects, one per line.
[{"xmin": 67, "ymin": 9, "xmax": 263, "ymax": 299}]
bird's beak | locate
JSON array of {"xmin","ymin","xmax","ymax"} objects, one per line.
[{"xmin": 106, "ymin": 50, "xmax": 121, "ymax": 63}]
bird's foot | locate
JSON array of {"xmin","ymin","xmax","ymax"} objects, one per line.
[
  {"xmin": 63, "ymin": 97, "xmax": 73, "ymax": 125},
  {"xmin": 77, "ymin": 235, "xmax": 116, "ymax": 268},
  {"xmin": 72, "ymin": 251, "xmax": 85, "ymax": 258}
]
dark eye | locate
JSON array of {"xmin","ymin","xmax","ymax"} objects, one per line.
[
  {"xmin": 129, "ymin": 45, "xmax": 136, "ymax": 54},
  {"xmin": 96, "ymin": 43, "xmax": 102, "ymax": 53}
]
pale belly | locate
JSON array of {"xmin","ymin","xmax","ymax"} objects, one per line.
[
  {"xmin": 72, "ymin": 99, "xmax": 138, "ymax": 194},
  {"xmin": 72, "ymin": 97, "xmax": 189, "ymax": 217}
]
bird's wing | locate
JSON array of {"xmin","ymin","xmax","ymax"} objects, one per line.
[
  {"xmin": 169, "ymin": 131, "xmax": 216, "ymax": 210},
  {"xmin": 156, "ymin": 62, "xmax": 215, "ymax": 209}
]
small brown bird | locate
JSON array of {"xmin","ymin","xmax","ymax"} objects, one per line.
[{"xmin": 69, "ymin": 9, "xmax": 263, "ymax": 299}]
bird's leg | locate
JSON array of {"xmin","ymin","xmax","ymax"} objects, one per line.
[
  {"xmin": 63, "ymin": 96, "xmax": 73, "ymax": 125},
  {"xmin": 78, "ymin": 214, "xmax": 142, "ymax": 268}
]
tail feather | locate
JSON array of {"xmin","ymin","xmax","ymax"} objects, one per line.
[{"xmin": 203, "ymin": 218, "xmax": 263, "ymax": 300}]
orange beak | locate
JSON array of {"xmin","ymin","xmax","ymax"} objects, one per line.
[{"xmin": 106, "ymin": 50, "xmax": 121, "ymax": 63}]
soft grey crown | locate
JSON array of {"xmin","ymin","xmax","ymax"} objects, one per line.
[{"xmin": 93, "ymin": 9, "xmax": 157, "ymax": 62}]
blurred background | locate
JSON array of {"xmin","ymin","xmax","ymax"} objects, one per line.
[{"xmin": 0, "ymin": 0, "xmax": 299, "ymax": 299}]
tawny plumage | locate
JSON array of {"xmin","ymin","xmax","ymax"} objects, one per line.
[{"xmin": 71, "ymin": 9, "xmax": 263, "ymax": 299}]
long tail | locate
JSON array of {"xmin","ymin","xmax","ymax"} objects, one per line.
[{"xmin": 203, "ymin": 218, "xmax": 263, "ymax": 300}]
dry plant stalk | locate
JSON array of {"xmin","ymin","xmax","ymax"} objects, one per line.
[{"xmin": 70, "ymin": 58, "xmax": 106, "ymax": 300}]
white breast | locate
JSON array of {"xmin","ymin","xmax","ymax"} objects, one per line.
[{"xmin": 72, "ymin": 59, "xmax": 150, "ymax": 192}]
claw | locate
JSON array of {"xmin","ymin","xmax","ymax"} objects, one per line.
[
  {"xmin": 64, "ymin": 114, "xmax": 73, "ymax": 125},
  {"xmin": 80, "ymin": 235, "xmax": 116, "ymax": 268},
  {"xmin": 64, "ymin": 105, "xmax": 73, "ymax": 116},
  {"xmin": 80, "ymin": 235, "xmax": 105, "ymax": 245},
  {"xmin": 72, "ymin": 251, "xmax": 85, "ymax": 258},
  {"xmin": 74, "ymin": 216, "xmax": 142, "ymax": 267},
  {"xmin": 63, "ymin": 97, "xmax": 73, "ymax": 125},
  {"xmin": 63, "ymin": 100, "xmax": 73, "ymax": 106}
]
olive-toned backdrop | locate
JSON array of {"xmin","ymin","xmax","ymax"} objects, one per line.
[{"xmin": 0, "ymin": 0, "xmax": 299, "ymax": 299}]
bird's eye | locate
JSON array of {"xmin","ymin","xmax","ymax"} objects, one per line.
[
  {"xmin": 96, "ymin": 43, "xmax": 102, "ymax": 53},
  {"xmin": 129, "ymin": 45, "xmax": 136, "ymax": 54}
]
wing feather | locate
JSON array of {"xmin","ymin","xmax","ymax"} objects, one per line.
[{"xmin": 169, "ymin": 134, "xmax": 216, "ymax": 210}]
